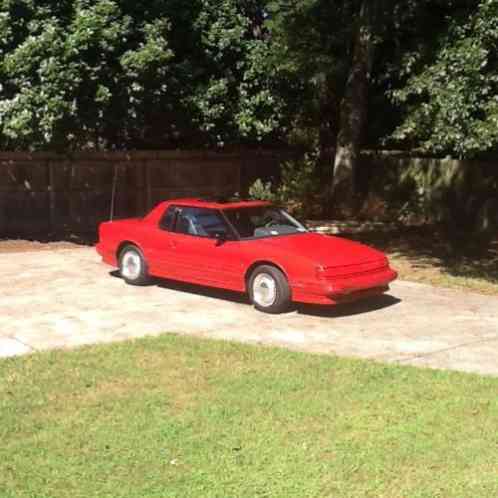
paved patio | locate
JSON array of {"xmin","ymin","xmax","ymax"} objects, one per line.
[{"xmin": 1, "ymin": 247, "xmax": 497, "ymax": 376}]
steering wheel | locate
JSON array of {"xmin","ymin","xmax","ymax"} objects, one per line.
[{"xmin": 264, "ymin": 219, "xmax": 278, "ymax": 228}]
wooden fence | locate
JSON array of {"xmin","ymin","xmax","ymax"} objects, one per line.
[
  {"xmin": 0, "ymin": 150, "xmax": 283, "ymax": 237},
  {"xmin": 360, "ymin": 151, "xmax": 498, "ymax": 232}
]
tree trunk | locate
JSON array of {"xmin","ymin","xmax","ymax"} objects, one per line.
[
  {"xmin": 332, "ymin": 1, "xmax": 374, "ymax": 212},
  {"xmin": 317, "ymin": 76, "xmax": 337, "ymax": 184}
]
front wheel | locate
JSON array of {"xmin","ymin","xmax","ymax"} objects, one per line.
[
  {"xmin": 249, "ymin": 265, "xmax": 291, "ymax": 314},
  {"xmin": 119, "ymin": 245, "xmax": 149, "ymax": 285}
]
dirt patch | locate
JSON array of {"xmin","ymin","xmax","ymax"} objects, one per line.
[
  {"xmin": 352, "ymin": 227, "xmax": 498, "ymax": 296},
  {"xmin": 0, "ymin": 239, "xmax": 89, "ymax": 253},
  {"xmin": 307, "ymin": 224, "xmax": 498, "ymax": 296}
]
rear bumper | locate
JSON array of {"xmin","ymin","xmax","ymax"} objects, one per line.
[
  {"xmin": 292, "ymin": 267, "xmax": 398, "ymax": 305},
  {"xmin": 96, "ymin": 243, "xmax": 118, "ymax": 267}
]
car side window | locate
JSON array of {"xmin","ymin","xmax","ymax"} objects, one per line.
[
  {"xmin": 159, "ymin": 206, "xmax": 177, "ymax": 231},
  {"xmin": 174, "ymin": 207, "xmax": 232, "ymax": 239}
]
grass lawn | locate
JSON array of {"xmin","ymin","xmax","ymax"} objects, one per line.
[{"xmin": 1, "ymin": 335, "xmax": 497, "ymax": 498}]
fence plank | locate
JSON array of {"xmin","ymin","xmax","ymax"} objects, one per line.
[
  {"xmin": 145, "ymin": 163, "xmax": 152, "ymax": 212},
  {"xmin": 48, "ymin": 161, "xmax": 56, "ymax": 232}
]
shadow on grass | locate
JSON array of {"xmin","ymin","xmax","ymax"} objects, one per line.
[
  {"xmin": 348, "ymin": 226, "xmax": 498, "ymax": 287},
  {"xmin": 109, "ymin": 270, "xmax": 401, "ymax": 317}
]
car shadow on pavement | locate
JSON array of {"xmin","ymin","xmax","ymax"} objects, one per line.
[
  {"xmin": 109, "ymin": 270, "xmax": 250, "ymax": 304},
  {"xmin": 295, "ymin": 295, "xmax": 401, "ymax": 318},
  {"xmin": 155, "ymin": 278, "xmax": 251, "ymax": 305},
  {"xmin": 110, "ymin": 270, "xmax": 401, "ymax": 317}
]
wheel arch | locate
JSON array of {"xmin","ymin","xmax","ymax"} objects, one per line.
[
  {"xmin": 116, "ymin": 240, "xmax": 144, "ymax": 261},
  {"xmin": 244, "ymin": 260, "xmax": 289, "ymax": 292}
]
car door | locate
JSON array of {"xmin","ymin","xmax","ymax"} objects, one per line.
[
  {"xmin": 167, "ymin": 207, "xmax": 246, "ymax": 291},
  {"xmin": 144, "ymin": 205, "xmax": 183, "ymax": 279}
]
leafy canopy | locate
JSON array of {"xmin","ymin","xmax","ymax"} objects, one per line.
[
  {"xmin": 390, "ymin": 0, "xmax": 498, "ymax": 157},
  {"xmin": 0, "ymin": 0, "xmax": 287, "ymax": 150}
]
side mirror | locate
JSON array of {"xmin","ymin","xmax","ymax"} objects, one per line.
[{"xmin": 212, "ymin": 231, "xmax": 227, "ymax": 245}]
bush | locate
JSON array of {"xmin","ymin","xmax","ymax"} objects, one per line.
[
  {"xmin": 248, "ymin": 179, "xmax": 276, "ymax": 202},
  {"xmin": 248, "ymin": 151, "xmax": 324, "ymax": 218}
]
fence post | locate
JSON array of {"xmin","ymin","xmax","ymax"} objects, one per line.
[
  {"xmin": 135, "ymin": 161, "xmax": 145, "ymax": 216},
  {"xmin": 145, "ymin": 161, "xmax": 152, "ymax": 211},
  {"xmin": 48, "ymin": 160, "xmax": 56, "ymax": 233}
]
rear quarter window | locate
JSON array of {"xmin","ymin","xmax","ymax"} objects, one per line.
[{"xmin": 159, "ymin": 206, "xmax": 176, "ymax": 231}]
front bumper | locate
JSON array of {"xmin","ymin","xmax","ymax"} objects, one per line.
[{"xmin": 292, "ymin": 267, "xmax": 398, "ymax": 305}]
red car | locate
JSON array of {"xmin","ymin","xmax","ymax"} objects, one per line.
[{"xmin": 96, "ymin": 198, "xmax": 397, "ymax": 313}]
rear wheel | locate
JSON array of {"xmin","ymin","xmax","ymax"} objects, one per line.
[
  {"xmin": 249, "ymin": 265, "xmax": 291, "ymax": 314},
  {"xmin": 119, "ymin": 245, "xmax": 149, "ymax": 285}
]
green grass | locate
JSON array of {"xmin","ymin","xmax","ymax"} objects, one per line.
[{"xmin": 1, "ymin": 335, "xmax": 497, "ymax": 498}]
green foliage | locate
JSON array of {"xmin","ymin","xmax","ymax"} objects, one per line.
[
  {"xmin": 1, "ymin": 0, "xmax": 497, "ymax": 165},
  {"xmin": 0, "ymin": 0, "xmax": 287, "ymax": 150},
  {"xmin": 248, "ymin": 178, "xmax": 276, "ymax": 202},
  {"xmin": 249, "ymin": 150, "xmax": 323, "ymax": 217},
  {"xmin": 277, "ymin": 151, "xmax": 323, "ymax": 216},
  {"xmin": 390, "ymin": 0, "xmax": 498, "ymax": 157},
  {"xmin": 263, "ymin": 0, "xmax": 355, "ymax": 144}
]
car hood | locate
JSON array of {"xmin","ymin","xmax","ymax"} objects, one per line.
[{"xmin": 258, "ymin": 232, "xmax": 387, "ymax": 268}]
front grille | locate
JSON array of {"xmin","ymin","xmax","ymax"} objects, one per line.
[{"xmin": 321, "ymin": 260, "xmax": 388, "ymax": 279}]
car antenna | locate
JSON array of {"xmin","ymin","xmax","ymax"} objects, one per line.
[{"xmin": 110, "ymin": 163, "xmax": 119, "ymax": 222}]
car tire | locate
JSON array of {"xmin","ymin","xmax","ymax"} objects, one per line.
[
  {"xmin": 119, "ymin": 245, "xmax": 149, "ymax": 286},
  {"xmin": 249, "ymin": 265, "xmax": 291, "ymax": 314}
]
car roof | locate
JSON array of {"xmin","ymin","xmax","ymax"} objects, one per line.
[
  {"xmin": 143, "ymin": 197, "xmax": 274, "ymax": 225},
  {"xmin": 163, "ymin": 197, "xmax": 272, "ymax": 210}
]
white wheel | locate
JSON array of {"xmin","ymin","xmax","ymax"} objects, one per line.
[
  {"xmin": 252, "ymin": 273, "xmax": 277, "ymax": 308},
  {"xmin": 119, "ymin": 245, "xmax": 149, "ymax": 285},
  {"xmin": 121, "ymin": 251, "xmax": 142, "ymax": 281},
  {"xmin": 248, "ymin": 265, "xmax": 291, "ymax": 314}
]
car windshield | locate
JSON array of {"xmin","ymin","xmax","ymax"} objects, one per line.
[{"xmin": 224, "ymin": 206, "xmax": 307, "ymax": 240}]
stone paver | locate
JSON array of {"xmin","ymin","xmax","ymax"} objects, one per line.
[{"xmin": 1, "ymin": 247, "xmax": 497, "ymax": 376}]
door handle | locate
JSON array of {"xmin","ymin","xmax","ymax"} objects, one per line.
[{"xmin": 169, "ymin": 240, "xmax": 177, "ymax": 249}]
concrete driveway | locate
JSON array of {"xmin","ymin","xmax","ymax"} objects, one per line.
[{"xmin": 1, "ymin": 246, "xmax": 498, "ymax": 376}]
